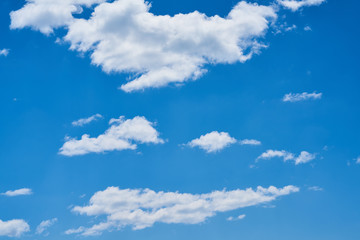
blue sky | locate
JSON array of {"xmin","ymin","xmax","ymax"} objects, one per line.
[{"xmin": 0, "ymin": 0, "xmax": 360, "ymax": 239}]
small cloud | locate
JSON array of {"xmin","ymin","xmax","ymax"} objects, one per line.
[
  {"xmin": 356, "ymin": 157, "xmax": 360, "ymax": 164},
  {"xmin": 36, "ymin": 218, "xmax": 58, "ymax": 235},
  {"xmin": 240, "ymin": 139, "xmax": 261, "ymax": 146},
  {"xmin": 186, "ymin": 131, "xmax": 237, "ymax": 153},
  {"xmin": 308, "ymin": 186, "xmax": 323, "ymax": 191},
  {"xmin": 277, "ymin": 0, "xmax": 326, "ymax": 12},
  {"xmin": 304, "ymin": 25, "xmax": 312, "ymax": 31},
  {"xmin": 72, "ymin": 114, "xmax": 103, "ymax": 127},
  {"xmin": 283, "ymin": 92, "xmax": 322, "ymax": 102},
  {"xmin": 2, "ymin": 188, "xmax": 33, "ymax": 197},
  {"xmin": 227, "ymin": 214, "xmax": 246, "ymax": 221},
  {"xmin": 285, "ymin": 24, "xmax": 297, "ymax": 32},
  {"xmin": 256, "ymin": 150, "xmax": 316, "ymax": 165},
  {"xmin": 0, "ymin": 49, "xmax": 9, "ymax": 57}
]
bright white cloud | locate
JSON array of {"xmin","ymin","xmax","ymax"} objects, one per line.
[
  {"xmin": 240, "ymin": 139, "xmax": 261, "ymax": 145},
  {"xmin": 10, "ymin": 0, "xmax": 278, "ymax": 92},
  {"xmin": 36, "ymin": 218, "xmax": 57, "ymax": 235},
  {"xmin": 72, "ymin": 114, "xmax": 103, "ymax": 127},
  {"xmin": 187, "ymin": 131, "xmax": 237, "ymax": 153},
  {"xmin": 0, "ymin": 49, "xmax": 9, "ymax": 56},
  {"xmin": 227, "ymin": 214, "xmax": 246, "ymax": 221},
  {"xmin": 283, "ymin": 92, "xmax": 322, "ymax": 102},
  {"xmin": 0, "ymin": 219, "xmax": 30, "ymax": 237},
  {"xmin": 66, "ymin": 185, "xmax": 299, "ymax": 236},
  {"xmin": 60, "ymin": 116, "xmax": 164, "ymax": 156},
  {"xmin": 256, "ymin": 150, "xmax": 316, "ymax": 165},
  {"xmin": 277, "ymin": 0, "xmax": 326, "ymax": 11},
  {"xmin": 1, "ymin": 188, "xmax": 33, "ymax": 197}
]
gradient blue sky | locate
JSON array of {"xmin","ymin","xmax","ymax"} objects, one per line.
[{"xmin": 0, "ymin": 0, "xmax": 360, "ymax": 239}]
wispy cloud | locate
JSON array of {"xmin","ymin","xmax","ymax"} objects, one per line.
[
  {"xmin": 72, "ymin": 114, "xmax": 103, "ymax": 127},
  {"xmin": 356, "ymin": 157, "xmax": 360, "ymax": 164},
  {"xmin": 283, "ymin": 92, "xmax": 322, "ymax": 102},
  {"xmin": 1, "ymin": 188, "xmax": 33, "ymax": 197},
  {"xmin": 0, "ymin": 49, "xmax": 9, "ymax": 57},
  {"xmin": 66, "ymin": 186, "xmax": 299, "ymax": 236},
  {"xmin": 239, "ymin": 139, "xmax": 261, "ymax": 146},
  {"xmin": 227, "ymin": 214, "xmax": 246, "ymax": 221},
  {"xmin": 257, "ymin": 150, "xmax": 316, "ymax": 165},
  {"xmin": 0, "ymin": 219, "xmax": 30, "ymax": 237},
  {"xmin": 186, "ymin": 131, "xmax": 237, "ymax": 153},
  {"xmin": 277, "ymin": 0, "xmax": 326, "ymax": 11},
  {"xmin": 308, "ymin": 186, "xmax": 323, "ymax": 191},
  {"xmin": 60, "ymin": 116, "xmax": 164, "ymax": 156},
  {"xmin": 36, "ymin": 218, "xmax": 58, "ymax": 235},
  {"xmin": 304, "ymin": 26, "xmax": 312, "ymax": 31}
]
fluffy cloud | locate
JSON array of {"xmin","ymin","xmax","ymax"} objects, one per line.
[
  {"xmin": 36, "ymin": 218, "xmax": 58, "ymax": 235},
  {"xmin": 10, "ymin": 0, "xmax": 276, "ymax": 92},
  {"xmin": 0, "ymin": 219, "xmax": 30, "ymax": 237},
  {"xmin": 227, "ymin": 214, "xmax": 246, "ymax": 221},
  {"xmin": 283, "ymin": 92, "xmax": 322, "ymax": 102},
  {"xmin": 0, "ymin": 49, "xmax": 9, "ymax": 56},
  {"xmin": 257, "ymin": 150, "xmax": 316, "ymax": 165},
  {"xmin": 239, "ymin": 139, "xmax": 261, "ymax": 145},
  {"xmin": 1, "ymin": 188, "xmax": 33, "ymax": 197},
  {"xmin": 277, "ymin": 0, "xmax": 326, "ymax": 11},
  {"xmin": 186, "ymin": 131, "xmax": 237, "ymax": 153},
  {"xmin": 66, "ymin": 185, "xmax": 299, "ymax": 235},
  {"xmin": 72, "ymin": 114, "xmax": 103, "ymax": 127},
  {"xmin": 60, "ymin": 116, "xmax": 164, "ymax": 156}
]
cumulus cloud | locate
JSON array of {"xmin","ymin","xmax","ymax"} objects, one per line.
[
  {"xmin": 186, "ymin": 131, "xmax": 237, "ymax": 153},
  {"xmin": 60, "ymin": 116, "xmax": 164, "ymax": 156},
  {"xmin": 0, "ymin": 219, "xmax": 30, "ymax": 237},
  {"xmin": 72, "ymin": 114, "xmax": 103, "ymax": 127},
  {"xmin": 0, "ymin": 49, "xmax": 9, "ymax": 56},
  {"xmin": 36, "ymin": 218, "xmax": 57, "ymax": 235},
  {"xmin": 256, "ymin": 150, "xmax": 316, "ymax": 165},
  {"xmin": 239, "ymin": 139, "xmax": 261, "ymax": 145},
  {"xmin": 283, "ymin": 92, "xmax": 322, "ymax": 102},
  {"xmin": 277, "ymin": 0, "xmax": 326, "ymax": 11},
  {"xmin": 11, "ymin": 0, "xmax": 317, "ymax": 92},
  {"xmin": 1, "ymin": 188, "xmax": 33, "ymax": 197},
  {"xmin": 66, "ymin": 185, "xmax": 299, "ymax": 236},
  {"xmin": 227, "ymin": 214, "xmax": 246, "ymax": 221}
]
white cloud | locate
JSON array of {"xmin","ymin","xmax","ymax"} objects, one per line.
[
  {"xmin": 356, "ymin": 157, "xmax": 360, "ymax": 164},
  {"xmin": 227, "ymin": 214, "xmax": 246, "ymax": 221},
  {"xmin": 277, "ymin": 0, "xmax": 326, "ymax": 11},
  {"xmin": 1, "ymin": 188, "xmax": 33, "ymax": 197},
  {"xmin": 0, "ymin": 219, "xmax": 30, "ymax": 237},
  {"xmin": 240, "ymin": 139, "xmax": 261, "ymax": 146},
  {"xmin": 60, "ymin": 116, "xmax": 164, "ymax": 156},
  {"xmin": 66, "ymin": 185, "xmax": 299, "ymax": 236},
  {"xmin": 283, "ymin": 92, "xmax": 322, "ymax": 102},
  {"xmin": 0, "ymin": 49, "xmax": 9, "ymax": 56},
  {"xmin": 72, "ymin": 114, "xmax": 103, "ymax": 127},
  {"xmin": 36, "ymin": 218, "xmax": 57, "ymax": 235},
  {"xmin": 308, "ymin": 186, "xmax": 323, "ymax": 191},
  {"xmin": 186, "ymin": 131, "xmax": 237, "ymax": 153},
  {"xmin": 304, "ymin": 25, "xmax": 312, "ymax": 31},
  {"xmin": 256, "ymin": 150, "xmax": 316, "ymax": 165},
  {"xmin": 285, "ymin": 24, "xmax": 297, "ymax": 32},
  {"xmin": 11, "ymin": 0, "xmax": 278, "ymax": 92}
]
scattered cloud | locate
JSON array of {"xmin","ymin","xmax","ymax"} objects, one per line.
[
  {"xmin": 308, "ymin": 186, "xmax": 323, "ymax": 191},
  {"xmin": 66, "ymin": 186, "xmax": 299, "ymax": 236},
  {"xmin": 0, "ymin": 49, "xmax": 9, "ymax": 56},
  {"xmin": 283, "ymin": 92, "xmax": 322, "ymax": 102},
  {"xmin": 60, "ymin": 116, "xmax": 164, "ymax": 156},
  {"xmin": 227, "ymin": 214, "xmax": 246, "ymax": 221},
  {"xmin": 285, "ymin": 24, "xmax": 297, "ymax": 32},
  {"xmin": 186, "ymin": 131, "xmax": 237, "ymax": 153},
  {"xmin": 72, "ymin": 114, "xmax": 103, "ymax": 127},
  {"xmin": 1, "ymin": 188, "xmax": 33, "ymax": 197},
  {"xmin": 240, "ymin": 139, "xmax": 261, "ymax": 146},
  {"xmin": 304, "ymin": 25, "xmax": 312, "ymax": 31},
  {"xmin": 36, "ymin": 218, "xmax": 58, "ymax": 235},
  {"xmin": 277, "ymin": 0, "xmax": 326, "ymax": 11},
  {"xmin": 356, "ymin": 157, "xmax": 360, "ymax": 164},
  {"xmin": 0, "ymin": 219, "xmax": 30, "ymax": 237},
  {"xmin": 256, "ymin": 150, "xmax": 316, "ymax": 165}
]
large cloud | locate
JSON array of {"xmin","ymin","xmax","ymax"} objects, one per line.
[
  {"xmin": 9, "ymin": 0, "xmax": 283, "ymax": 92},
  {"xmin": 0, "ymin": 219, "xmax": 30, "ymax": 237},
  {"xmin": 66, "ymin": 185, "xmax": 299, "ymax": 236},
  {"xmin": 59, "ymin": 116, "xmax": 164, "ymax": 156}
]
